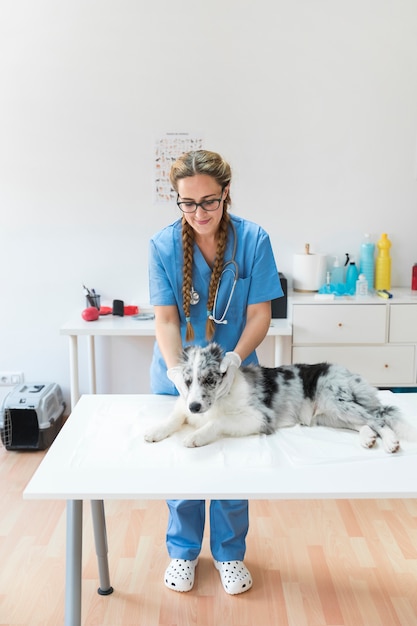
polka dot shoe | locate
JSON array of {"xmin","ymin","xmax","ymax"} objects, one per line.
[
  {"xmin": 164, "ymin": 558, "xmax": 198, "ymax": 592},
  {"xmin": 214, "ymin": 560, "xmax": 253, "ymax": 595}
]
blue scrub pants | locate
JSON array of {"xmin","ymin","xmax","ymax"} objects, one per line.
[{"xmin": 166, "ymin": 499, "xmax": 249, "ymax": 561}]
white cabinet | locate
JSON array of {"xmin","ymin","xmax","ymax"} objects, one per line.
[
  {"xmin": 292, "ymin": 304, "xmax": 387, "ymax": 344},
  {"xmin": 389, "ymin": 304, "xmax": 417, "ymax": 342},
  {"xmin": 291, "ymin": 290, "xmax": 417, "ymax": 387},
  {"xmin": 292, "ymin": 345, "xmax": 415, "ymax": 386}
]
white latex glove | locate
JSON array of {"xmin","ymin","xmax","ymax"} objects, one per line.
[
  {"xmin": 216, "ymin": 351, "xmax": 242, "ymax": 399},
  {"xmin": 167, "ymin": 366, "xmax": 188, "ymax": 398}
]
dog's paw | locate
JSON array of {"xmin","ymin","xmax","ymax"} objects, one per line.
[
  {"xmin": 359, "ymin": 425, "xmax": 377, "ymax": 449},
  {"xmin": 144, "ymin": 428, "xmax": 169, "ymax": 443},
  {"xmin": 183, "ymin": 433, "xmax": 201, "ymax": 447},
  {"xmin": 183, "ymin": 432, "xmax": 210, "ymax": 448},
  {"xmin": 382, "ymin": 434, "xmax": 400, "ymax": 454}
]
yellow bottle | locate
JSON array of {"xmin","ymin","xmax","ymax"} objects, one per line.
[{"xmin": 375, "ymin": 233, "xmax": 392, "ymax": 290}]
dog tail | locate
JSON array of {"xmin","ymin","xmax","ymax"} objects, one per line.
[{"xmin": 378, "ymin": 404, "xmax": 417, "ymax": 442}]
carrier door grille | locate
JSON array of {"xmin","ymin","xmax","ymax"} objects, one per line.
[{"xmin": 1, "ymin": 409, "xmax": 39, "ymax": 450}]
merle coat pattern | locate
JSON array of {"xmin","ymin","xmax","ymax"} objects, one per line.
[{"xmin": 144, "ymin": 343, "xmax": 408, "ymax": 451}]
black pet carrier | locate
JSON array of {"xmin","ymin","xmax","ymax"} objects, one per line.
[{"xmin": 0, "ymin": 383, "xmax": 65, "ymax": 450}]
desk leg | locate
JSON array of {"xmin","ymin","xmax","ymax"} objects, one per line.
[
  {"xmin": 87, "ymin": 336, "xmax": 97, "ymax": 394},
  {"xmin": 65, "ymin": 500, "xmax": 83, "ymax": 626},
  {"xmin": 69, "ymin": 335, "xmax": 80, "ymax": 410},
  {"xmin": 91, "ymin": 500, "xmax": 113, "ymax": 595},
  {"xmin": 274, "ymin": 336, "xmax": 283, "ymax": 366},
  {"xmin": 274, "ymin": 335, "xmax": 291, "ymax": 366}
]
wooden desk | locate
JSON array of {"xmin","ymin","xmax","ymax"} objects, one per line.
[
  {"xmin": 24, "ymin": 392, "xmax": 417, "ymax": 626},
  {"xmin": 60, "ymin": 314, "xmax": 292, "ymax": 409}
]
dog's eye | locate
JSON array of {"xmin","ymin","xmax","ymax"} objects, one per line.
[
  {"xmin": 184, "ymin": 378, "xmax": 192, "ymax": 388},
  {"xmin": 202, "ymin": 374, "xmax": 216, "ymax": 387}
]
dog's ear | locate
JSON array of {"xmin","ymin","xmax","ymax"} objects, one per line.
[
  {"xmin": 208, "ymin": 342, "xmax": 225, "ymax": 364},
  {"xmin": 180, "ymin": 345, "xmax": 192, "ymax": 364}
]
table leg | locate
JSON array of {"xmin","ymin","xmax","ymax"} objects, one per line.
[
  {"xmin": 68, "ymin": 335, "xmax": 80, "ymax": 410},
  {"xmin": 91, "ymin": 500, "xmax": 114, "ymax": 595},
  {"xmin": 65, "ymin": 500, "xmax": 83, "ymax": 626},
  {"xmin": 87, "ymin": 335, "xmax": 97, "ymax": 394},
  {"xmin": 274, "ymin": 336, "xmax": 283, "ymax": 366},
  {"xmin": 273, "ymin": 335, "xmax": 291, "ymax": 366}
]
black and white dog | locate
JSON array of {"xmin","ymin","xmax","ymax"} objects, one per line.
[{"xmin": 144, "ymin": 343, "xmax": 410, "ymax": 452}]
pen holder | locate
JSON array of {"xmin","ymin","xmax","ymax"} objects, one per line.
[{"xmin": 86, "ymin": 294, "xmax": 101, "ymax": 310}]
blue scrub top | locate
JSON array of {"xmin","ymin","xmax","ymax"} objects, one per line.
[{"xmin": 148, "ymin": 214, "xmax": 283, "ymax": 394}]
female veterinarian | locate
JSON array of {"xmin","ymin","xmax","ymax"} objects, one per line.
[{"xmin": 148, "ymin": 149, "xmax": 283, "ymax": 594}]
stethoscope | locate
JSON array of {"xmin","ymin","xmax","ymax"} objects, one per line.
[{"xmin": 190, "ymin": 220, "xmax": 238, "ymax": 325}]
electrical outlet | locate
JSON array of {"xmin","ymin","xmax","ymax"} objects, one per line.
[{"xmin": 0, "ymin": 371, "xmax": 24, "ymax": 386}]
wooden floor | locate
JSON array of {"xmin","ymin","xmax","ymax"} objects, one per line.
[{"xmin": 1, "ymin": 446, "xmax": 417, "ymax": 626}]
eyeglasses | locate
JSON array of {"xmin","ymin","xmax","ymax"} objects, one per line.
[{"xmin": 177, "ymin": 190, "xmax": 224, "ymax": 214}]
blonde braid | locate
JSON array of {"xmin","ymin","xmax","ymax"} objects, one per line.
[
  {"xmin": 182, "ymin": 218, "xmax": 195, "ymax": 341},
  {"xmin": 206, "ymin": 213, "xmax": 230, "ymax": 340}
]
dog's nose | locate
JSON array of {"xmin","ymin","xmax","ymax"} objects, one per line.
[{"xmin": 188, "ymin": 401, "xmax": 202, "ymax": 413}]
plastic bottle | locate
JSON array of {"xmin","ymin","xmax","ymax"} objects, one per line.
[
  {"xmin": 330, "ymin": 256, "xmax": 344, "ymax": 285},
  {"xmin": 322, "ymin": 271, "xmax": 332, "ymax": 293},
  {"xmin": 375, "ymin": 233, "xmax": 392, "ymax": 291},
  {"xmin": 359, "ymin": 233, "xmax": 375, "ymax": 291},
  {"xmin": 345, "ymin": 256, "xmax": 359, "ymax": 293},
  {"xmin": 356, "ymin": 273, "xmax": 368, "ymax": 296}
]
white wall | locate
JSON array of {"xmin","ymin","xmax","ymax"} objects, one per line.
[{"xmin": 1, "ymin": 1, "xmax": 416, "ymax": 408}]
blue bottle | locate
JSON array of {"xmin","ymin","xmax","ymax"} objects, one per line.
[
  {"xmin": 359, "ymin": 233, "xmax": 375, "ymax": 291},
  {"xmin": 345, "ymin": 256, "xmax": 359, "ymax": 294}
]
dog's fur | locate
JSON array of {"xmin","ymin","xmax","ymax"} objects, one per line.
[{"xmin": 145, "ymin": 343, "xmax": 410, "ymax": 451}]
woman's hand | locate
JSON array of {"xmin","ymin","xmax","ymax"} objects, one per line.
[
  {"xmin": 167, "ymin": 366, "xmax": 188, "ymax": 398},
  {"xmin": 216, "ymin": 351, "xmax": 242, "ymax": 399}
]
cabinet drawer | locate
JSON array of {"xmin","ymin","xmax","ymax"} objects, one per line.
[
  {"xmin": 389, "ymin": 304, "xmax": 417, "ymax": 342},
  {"xmin": 292, "ymin": 304, "xmax": 387, "ymax": 344},
  {"xmin": 292, "ymin": 345, "xmax": 415, "ymax": 386}
]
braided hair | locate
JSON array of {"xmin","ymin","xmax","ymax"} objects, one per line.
[{"xmin": 170, "ymin": 150, "xmax": 232, "ymax": 341}]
